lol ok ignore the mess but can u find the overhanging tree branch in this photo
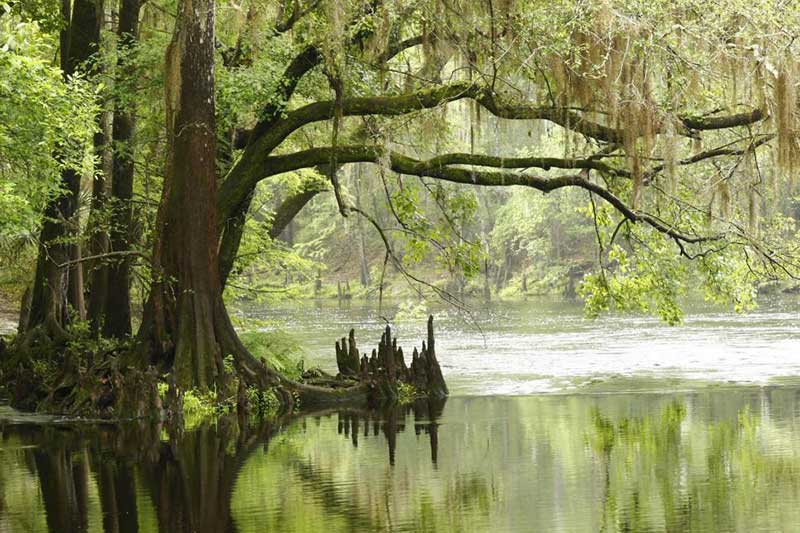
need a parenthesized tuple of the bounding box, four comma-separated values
(220, 144, 724, 246)
(645, 134, 775, 182)
(275, 0, 321, 33)
(266, 84, 766, 156)
(681, 109, 766, 131)
(376, 35, 425, 63)
(224, 81, 767, 223)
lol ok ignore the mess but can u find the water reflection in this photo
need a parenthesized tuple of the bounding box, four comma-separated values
(330, 397, 444, 465)
(4, 390, 800, 531)
(1, 415, 281, 532)
(0, 399, 445, 532)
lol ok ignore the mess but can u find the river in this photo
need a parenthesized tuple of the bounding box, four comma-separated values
(2, 298, 800, 532)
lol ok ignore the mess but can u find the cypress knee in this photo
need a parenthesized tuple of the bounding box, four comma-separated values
(424, 315, 448, 397)
(327, 316, 449, 402)
(346, 329, 360, 375)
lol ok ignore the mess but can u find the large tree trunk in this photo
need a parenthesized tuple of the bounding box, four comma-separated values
(28, 188, 76, 336)
(103, 0, 141, 338)
(138, 0, 273, 391)
(27, 0, 101, 333)
(141, 0, 221, 388)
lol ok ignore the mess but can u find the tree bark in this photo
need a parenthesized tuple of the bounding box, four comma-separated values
(86, 109, 112, 331)
(138, 0, 222, 389)
(103, 0, 141, 338)
(138, 0, 274, 391)
(218, 191, 254, 290)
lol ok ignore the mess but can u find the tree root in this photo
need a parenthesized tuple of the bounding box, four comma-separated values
(213, 306, 450, 411)
(2, 304, 448, 419)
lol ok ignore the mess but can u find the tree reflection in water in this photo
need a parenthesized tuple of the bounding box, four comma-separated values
(333, 397, 445, 465)
(1, 398, 446, 532)
(5, 391, 800, 532)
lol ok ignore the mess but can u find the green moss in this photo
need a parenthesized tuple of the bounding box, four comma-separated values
(397, 382, 422, 404)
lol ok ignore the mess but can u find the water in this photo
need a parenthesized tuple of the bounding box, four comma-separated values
(247, 297, 800, 394)
(4, 298, 800, 532)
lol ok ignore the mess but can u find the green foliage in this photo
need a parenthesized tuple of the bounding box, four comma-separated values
(580, 239, 689, 325)
(5, 0, 63, 32)
(394, 299, 429, 321)
(0, 10, 96, 240)
(239, 330, 305, 380)
(225, 171, 329, 300)
(182, 389, 218, 420)
(64, 318, 129, 360)
(392, 181, 484, 279)
(698, 251, 758, 313)
(396, 381, 422, 404)
(245, 386, 281, 415)
(30, 358, 57, 382)
(6, 0, 800, 362)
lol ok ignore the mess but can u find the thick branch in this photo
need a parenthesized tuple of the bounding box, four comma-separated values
(223, 145, 721, 246)
(225, 83, 767, 223)
(220, 84, 583, 222)
(376, 35, 424, 63)
(278, 83, 623, 143)
(681, 109, 766, 131)
(265, 84, 765, 157)
(248, 45, 323, 143)
(226, 139, 780, 220)
(220, 145, 625, 220)
(275, 0, 321, 33)
(269, 180, 329, 239)
(237, 35, 427, 149)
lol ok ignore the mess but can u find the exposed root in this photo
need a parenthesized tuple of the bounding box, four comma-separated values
(1, 307, 449, 420)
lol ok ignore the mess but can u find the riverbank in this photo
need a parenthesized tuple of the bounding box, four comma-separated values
(0, 303, 447, 421)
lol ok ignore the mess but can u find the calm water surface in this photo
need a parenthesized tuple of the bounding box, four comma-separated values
(250, 297, 800, 394)
(3, 299, 800, 532)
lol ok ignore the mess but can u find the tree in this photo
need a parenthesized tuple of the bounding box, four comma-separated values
(101, 0, 142, 338)
(0, 11, 95, 287)
(211, 0, 788, 322)
(136, 0, 272, 390)
(26, 0, 102, 335)
(7, 0, 800, 410)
